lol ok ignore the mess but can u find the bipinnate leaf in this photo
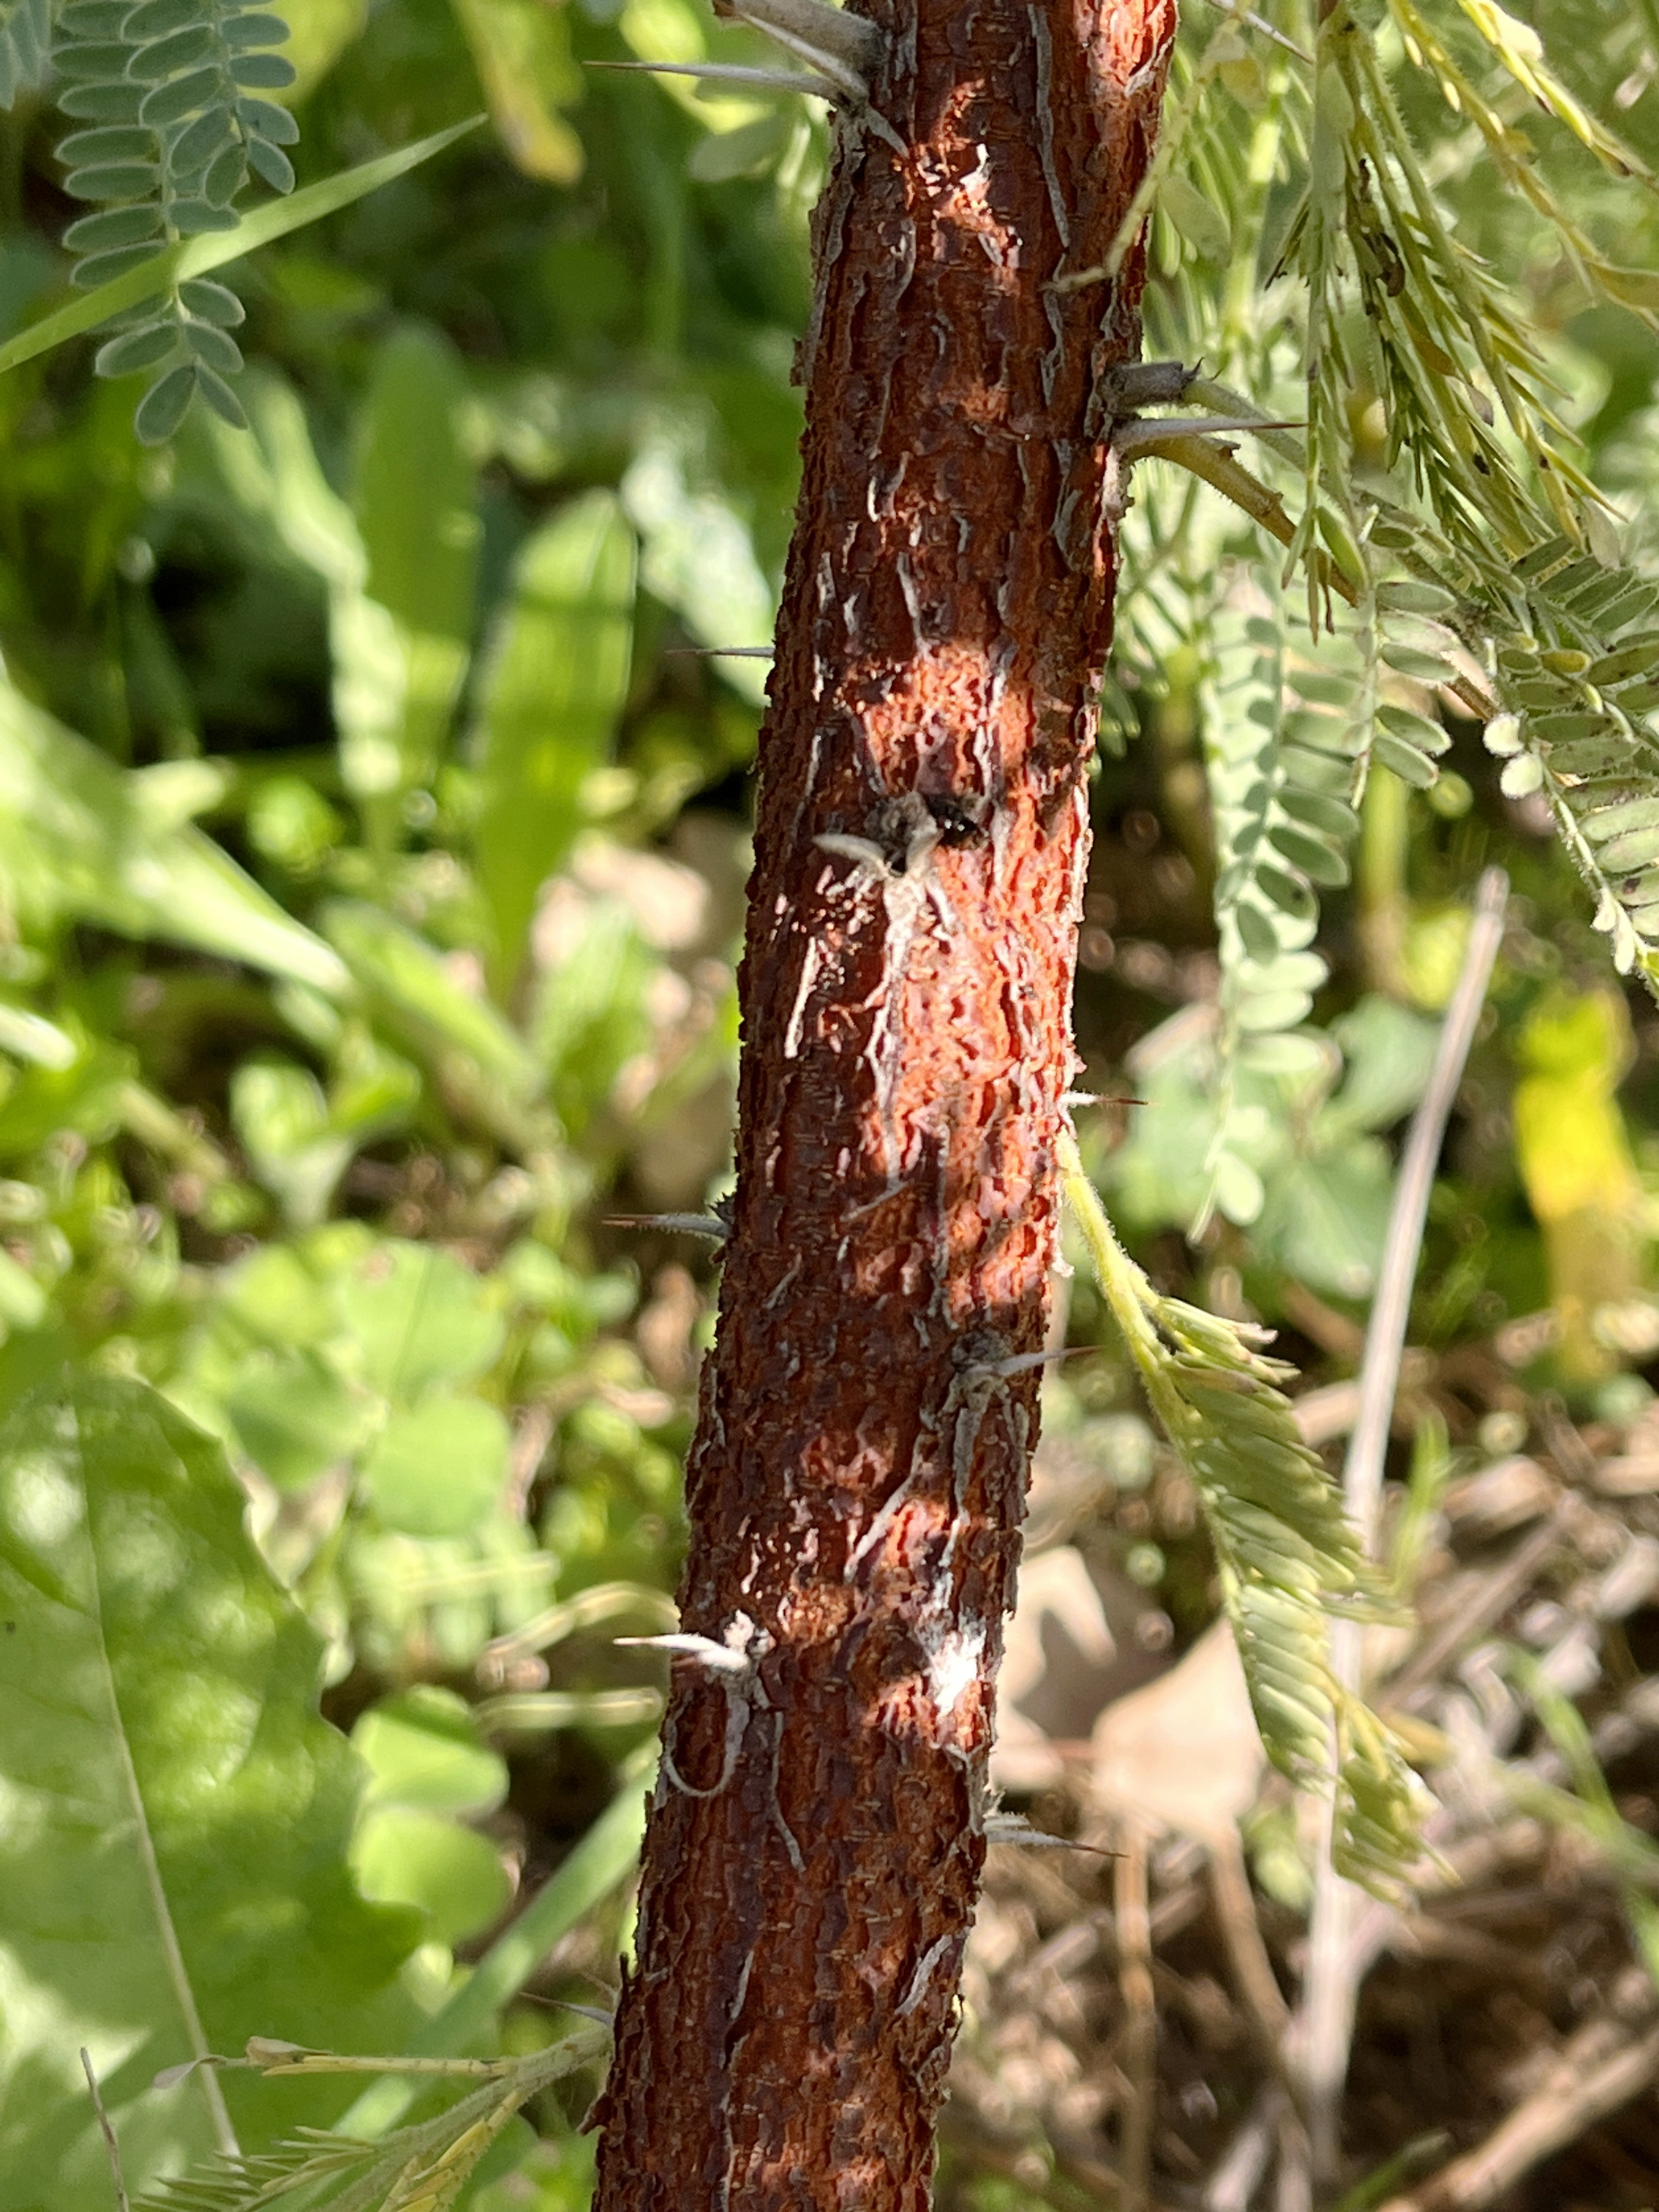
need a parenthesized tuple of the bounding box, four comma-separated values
(1060, 1135, 1426, 1900)
(0, 1373, 421, 2209)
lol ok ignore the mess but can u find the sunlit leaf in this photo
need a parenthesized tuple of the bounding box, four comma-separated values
(471, 491, 637, 995)
(0, 1374, 420, 2204)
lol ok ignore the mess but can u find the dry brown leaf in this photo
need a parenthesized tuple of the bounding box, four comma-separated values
(1090, 1621, 1265, 1842)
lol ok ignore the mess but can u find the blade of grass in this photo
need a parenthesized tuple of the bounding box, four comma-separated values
(333, 1754, 651, 2140)
(0, 118, 484, 380)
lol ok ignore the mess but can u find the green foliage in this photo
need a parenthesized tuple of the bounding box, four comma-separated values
(350, 324, 476, 821)
(133, 2025, 609, 2212)
(1063, 1137, 1426, 1898)
(0, 681, 347, 990)
(49, 0, 298, 434)
(1110, 996, 1439, 1293)
(0, 1372, 421, 2209)
(5, 0, 1659, 2195)
(471, 492, 638, 995)
(0, 0, 49, 102)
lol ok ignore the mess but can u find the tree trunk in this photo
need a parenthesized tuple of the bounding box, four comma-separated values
(593, 0, 1175, 2201)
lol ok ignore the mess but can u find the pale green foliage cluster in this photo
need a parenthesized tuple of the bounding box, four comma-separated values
(1, 0, 297, 434)
(1062, 1138, 1427, 1900)
(1117, 0, 1659, 1227)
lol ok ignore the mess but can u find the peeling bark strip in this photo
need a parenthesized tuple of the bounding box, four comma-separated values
(594, 1, 1175, 2203)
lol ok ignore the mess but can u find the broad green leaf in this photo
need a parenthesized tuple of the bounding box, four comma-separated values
(352, 326, 478, 803)
(337, 1240, 505, 1402)
(448, 0, 584, 184)
(217, 1245, 336, 1347)
(230, 1059, 351, 1227)
(621, 439, 774, 706)
(0, 1034, 135, 1160)
(360, 1394, 511, 1536)
(352, 1806, 513, 1945)
(336, 1755, 652, 2138)
(223, 1347, 376, 1490)
(0, 120, 484, 380)
(0, 681, 347, 993)
(686, 113, 789, 183)
(187, 371, 419, 829)
(1258, 1148, 1392, 1302)
(0, 1374, 420, 2208)
(532, 898, 656, 1130)
(321, 899, 542, 1111)
(472, 492, 636, 994)
(283, 0, 369, 94)
(353, 1685, 508, 1816)
(1513, 988, 1644, 1380)
(1159, 171, 1231, 260)
(1318, 996, 1439, 1141)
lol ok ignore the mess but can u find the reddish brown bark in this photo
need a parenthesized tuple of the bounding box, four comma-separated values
(592, 0, 1174, 2202)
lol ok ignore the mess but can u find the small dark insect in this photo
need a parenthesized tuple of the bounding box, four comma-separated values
(921, 793, 989, 846)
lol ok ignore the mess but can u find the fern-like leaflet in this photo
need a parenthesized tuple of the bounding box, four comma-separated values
(1473, 539, 1659, 988)
(1061, 1132, 1426, 1900)
(1197, 569, 1342, 1228)
(135, 2024, 609, 2212)
(51, 0, 298, 440)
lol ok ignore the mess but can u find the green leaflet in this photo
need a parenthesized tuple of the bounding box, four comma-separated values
(448, 0, 583, 184)
(1494, 629, 1659, 992)
(1195, 567, 1378, 1233)
(0, 1374, 421, 2209)
(0, 118, 483, 379)
(0, 676, 347, 992)
(620, 437, 774, 707)
(134, 2027, 609, 2212)
(50, 0, 298, 436)
(470, 490, 639, 996)
(320, 900, 541, 1113)
(331, 1758, 650, 2140)
(1061, 1134, 1424, 1901)
(350, 326, 478, 817)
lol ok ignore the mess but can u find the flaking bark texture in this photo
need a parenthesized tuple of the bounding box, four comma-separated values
(592, 0, 1175, 2202)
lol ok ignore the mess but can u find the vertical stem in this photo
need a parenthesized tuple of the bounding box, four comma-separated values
(1116, 1817, 1156, 2212)
(1298, 867, 1508, 2180)
(592, 0, 1176, 2200)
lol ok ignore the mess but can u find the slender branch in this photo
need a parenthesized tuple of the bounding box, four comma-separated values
(1124, 429, 1361, 606)
(81, 2050, 131, 2212)
(1344, 865, 1509, 1549)
(1115, 1816, 1156, 2212)
(1295, 866, 1509, 2178)
(1373, 2017, 1659, 2212)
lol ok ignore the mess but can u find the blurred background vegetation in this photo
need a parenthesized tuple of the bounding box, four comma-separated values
(10, 0, 1659, 2204)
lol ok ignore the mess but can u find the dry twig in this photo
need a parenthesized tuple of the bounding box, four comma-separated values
(1297, 868, 1510, 2178)
(1373, 2017, 1659, 2212)
(80, 2048, 130, 2212)
(1115, 1817, 1157, 2212)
